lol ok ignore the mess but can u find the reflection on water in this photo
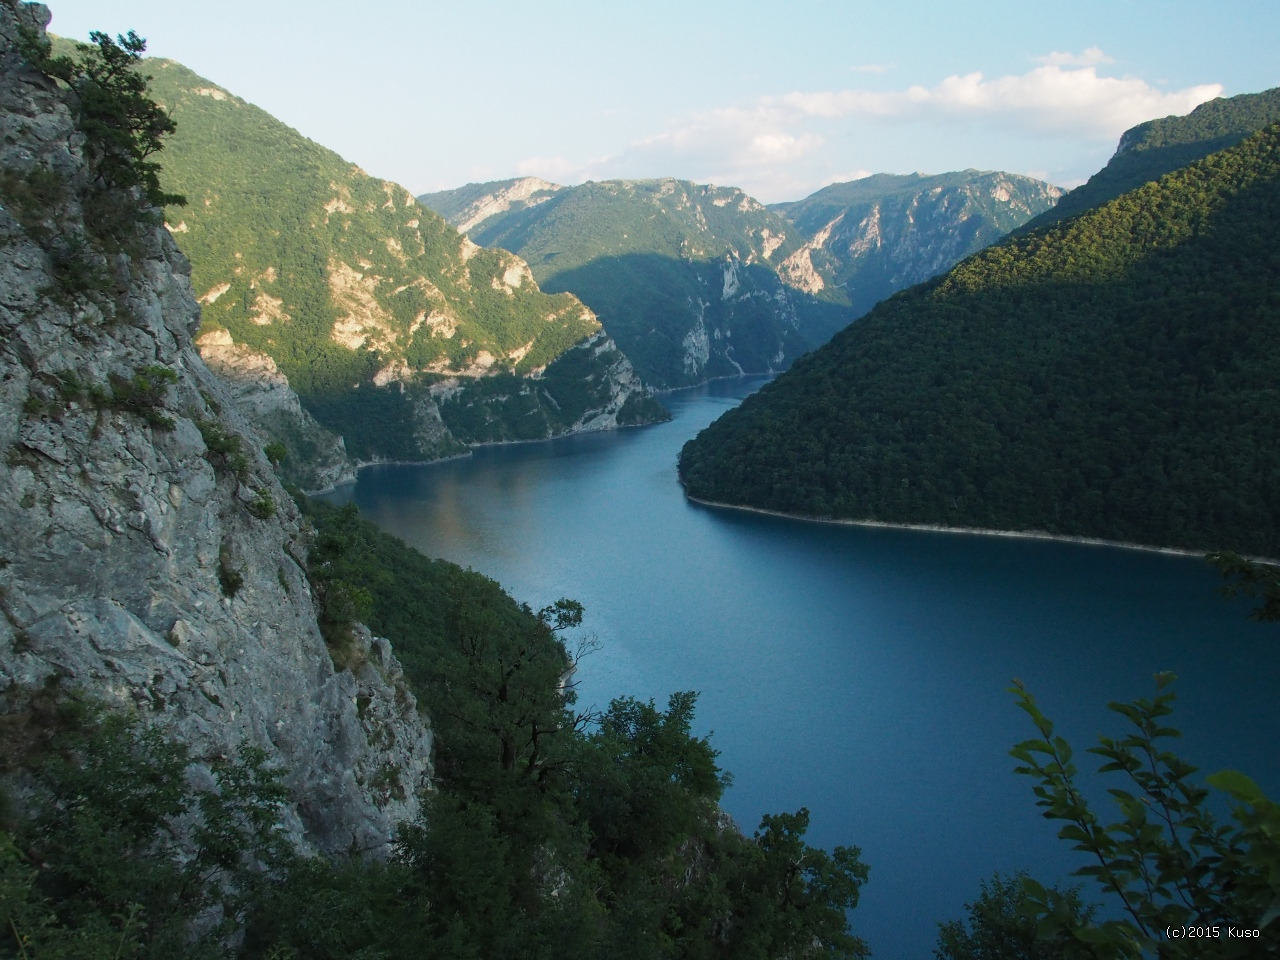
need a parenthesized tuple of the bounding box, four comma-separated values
(325, 376, 1278, 960)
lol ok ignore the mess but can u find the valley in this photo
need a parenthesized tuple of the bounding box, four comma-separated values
(3, 2, 1279, 958)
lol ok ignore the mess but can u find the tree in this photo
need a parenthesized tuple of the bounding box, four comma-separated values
(1209, 552, 1280, 622)
(1008, 675, 1280, 958)
(29, 29, 185, 207)
(935, 872, 1092, 960)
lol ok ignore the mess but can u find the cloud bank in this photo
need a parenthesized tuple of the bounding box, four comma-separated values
(517, 52, 1222, 203)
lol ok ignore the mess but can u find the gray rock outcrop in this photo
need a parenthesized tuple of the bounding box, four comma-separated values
(196, 328, 356, 493)
(0, 1, 431, 855)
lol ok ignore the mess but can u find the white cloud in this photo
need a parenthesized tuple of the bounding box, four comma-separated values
(762, 61, 1221, 141)
(506, 55, 1223, 203)
(1035, 47, 1114, 68)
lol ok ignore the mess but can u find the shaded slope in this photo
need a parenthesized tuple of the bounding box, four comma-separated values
(424, 177, 849, 388)
(1023, 87, 1280, 230)
(679, 125, 1280, 557)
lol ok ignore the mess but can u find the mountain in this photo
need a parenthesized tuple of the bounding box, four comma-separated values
(1022, 87, 1280, 230)
(420, 176, 562, 233)
(424, 172, 1062, 389)
(0, 5, 432, 854)
(769, 171, 1063, 320)
(422, 177, 852, 388)
(678, 123, 1280, 557)
(138, 59, 664, 473)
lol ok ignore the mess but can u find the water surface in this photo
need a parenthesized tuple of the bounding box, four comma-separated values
(327, 377, 1278, 959)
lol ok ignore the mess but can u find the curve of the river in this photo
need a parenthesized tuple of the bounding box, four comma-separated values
(325, 376, 1279, 960)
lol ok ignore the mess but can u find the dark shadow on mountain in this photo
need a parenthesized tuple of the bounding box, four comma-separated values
(679, 138, 1280, 557)
(536, 251, 853, 389)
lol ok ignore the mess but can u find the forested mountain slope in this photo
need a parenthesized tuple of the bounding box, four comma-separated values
(422, 177, 850, 388)
(679, 124, 1280, 558)
(141, 60, 664, 464)
(770, 170, 1062, 320)
(1022, 86, 1280, 230)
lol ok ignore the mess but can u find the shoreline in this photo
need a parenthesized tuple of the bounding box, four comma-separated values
(684, 495, 1279, 564)
(303, 371, 761, 496)
(307, 415, 670, 495)
(651, 370, 776, 396)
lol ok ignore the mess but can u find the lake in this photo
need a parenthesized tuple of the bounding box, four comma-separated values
(325, 376, 1279, 959)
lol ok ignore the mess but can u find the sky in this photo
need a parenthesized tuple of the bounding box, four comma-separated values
(39, 0, 1280, 204)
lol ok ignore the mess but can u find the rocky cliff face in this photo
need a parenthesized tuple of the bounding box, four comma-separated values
(0, 2, 431, 855)
(772, 171, 1063, 320)
(422, 177, 849, 389)
(196, 329, 356, 492)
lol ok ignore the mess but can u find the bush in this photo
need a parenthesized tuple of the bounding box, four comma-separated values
(0, 704, 290, 958)
(197, 418, 250, 481)
(247, 487, 276, 520)
(1007, 676, 1280, 957)
(217, 545, 244, 598)
(108, 364, 177, 429)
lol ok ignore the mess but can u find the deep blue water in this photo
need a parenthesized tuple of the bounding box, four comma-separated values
(325, 376, 1279, 959)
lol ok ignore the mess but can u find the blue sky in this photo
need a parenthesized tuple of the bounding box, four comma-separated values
(41, 0, 1280, 202)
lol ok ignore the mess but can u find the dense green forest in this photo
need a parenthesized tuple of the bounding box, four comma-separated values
(422, 178, 850, 388)
(127, 56, 663, 459)
(1022, 87, 1280, 230)
(679, 124, 1280, 558)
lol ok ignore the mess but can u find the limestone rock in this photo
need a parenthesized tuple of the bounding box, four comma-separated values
(0, 2, 431, 856)
(197, 328, 356, 492)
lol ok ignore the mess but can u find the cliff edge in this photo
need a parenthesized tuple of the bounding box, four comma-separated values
(0, 1, 431, 855)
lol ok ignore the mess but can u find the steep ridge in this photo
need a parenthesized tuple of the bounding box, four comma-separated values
(0, 3, 431, 854)
(420, 176, 562, 234)
(138, 60, 664, 468)
(679, 124, 1280, 557)
(770, 170, 1063, 320)
(422, 177, 850, 389)
(1022, 87, 1280, 230)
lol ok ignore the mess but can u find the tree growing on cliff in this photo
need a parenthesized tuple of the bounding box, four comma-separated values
(23, 26, 184, 207)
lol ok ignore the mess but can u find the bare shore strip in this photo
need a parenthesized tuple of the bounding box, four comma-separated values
(683, 495, 1246, 561)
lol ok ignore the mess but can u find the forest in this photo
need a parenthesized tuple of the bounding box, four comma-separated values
(679, 124, 1280, 558)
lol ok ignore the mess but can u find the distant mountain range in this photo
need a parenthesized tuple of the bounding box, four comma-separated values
(423, 177, 846, 388)
(421, 171, 1060, 388)
(140, 58, 665, 479)
(769, 171, 1063, 321)
(679, 92, 1280, 557)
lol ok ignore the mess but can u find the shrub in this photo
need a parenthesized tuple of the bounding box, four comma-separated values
(197, 418, 250, 481)
(247, 488, 276, 520)
(24, 28, 185, 208)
